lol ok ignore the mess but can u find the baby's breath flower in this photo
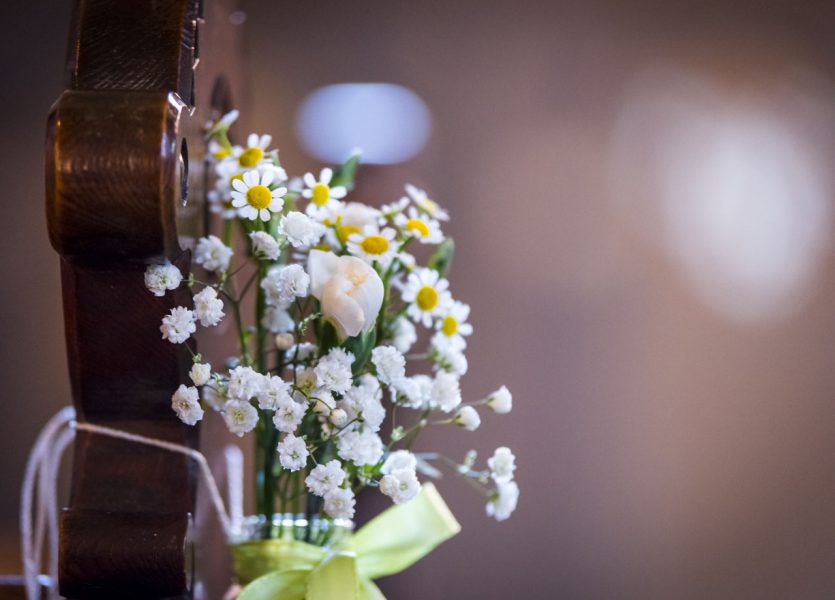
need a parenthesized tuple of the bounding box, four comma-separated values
(222, 400, 259, 437)
(486, 480, 519, 521)
(336, 428, 384, 466)
(371, 346, 406, 387)
(323, 487, 355, 520)
(379, 468, 421, 504)
(160, 307, 196, 344)
(279, 211, 324, 248)
(189, 363, 212, 386)
(194, 235, 233, 273)
(261, 264, 310, 307)
(430, 371, 462, 412)
(263, 306, 294, 333)
(144, 261, 182, 296)
(249, 231, 281, 260)
(227, 366, 262, 401)
(193, 287, 225, 327)
(305, 459, 347, 497)
(171, 384, 203, 425)
(390, 316, 417, 353)
(487, 447, 516, 483)
(381, 450, 418, 475)
(256, 375, 292, 410)
(277, 434, 308, 471)
(272, 397, 306, 433)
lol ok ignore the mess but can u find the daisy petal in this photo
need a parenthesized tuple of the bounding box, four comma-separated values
(247, 133, 259, 148)
(320, 168, 333, 185)
(303, 173, 317, 188)
(330, 186, 347, 199)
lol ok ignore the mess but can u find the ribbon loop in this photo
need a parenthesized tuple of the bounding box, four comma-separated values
(235, 483, 460, 600)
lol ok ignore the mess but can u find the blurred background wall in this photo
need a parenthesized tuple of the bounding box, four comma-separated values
(4, 1, 835, 598)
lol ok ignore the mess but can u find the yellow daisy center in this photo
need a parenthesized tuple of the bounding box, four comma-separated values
(246, 184, 272, 209)
(230, 173, 244, 184)
(405, 218, 430, 237)
(441, 316, 458, 336)
(361, 235, 389, 255)
(416, 286, 439, 311)
(213, 147, 231, 160)
(238, 146, 264, 167)
(312, 183, 330, 206)
(338, 224, 361, 243)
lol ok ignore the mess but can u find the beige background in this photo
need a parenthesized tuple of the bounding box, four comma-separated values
(4, 1, 835, 598)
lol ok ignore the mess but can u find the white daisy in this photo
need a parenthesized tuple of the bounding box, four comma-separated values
(432, 300, 472, 350)
(302, 168, 347, 217)
(236, 133, 273, 169)
(231, 169, 286, 222)
(346, 226, 397, 267)
(399, 268, 453, 327)
(394, 207, 443, 244)
(404, 183, 449, 221)
(379, 196, 409, 224)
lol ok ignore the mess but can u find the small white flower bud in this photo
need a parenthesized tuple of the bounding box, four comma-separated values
(453, 406, 481, 431)
(486, 385, 512, 414)
(330, 408, 348, 427)
(275, 332, 295, 350)
(189, 363, 212, 386)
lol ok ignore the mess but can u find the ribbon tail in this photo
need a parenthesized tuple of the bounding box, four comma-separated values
(358, 577, 386, 600)
(351, 483, 461, 581)
(307, 552, 359, 600)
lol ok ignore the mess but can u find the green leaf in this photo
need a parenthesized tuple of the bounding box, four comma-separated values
(344, 326, 376, 375)
(427, 238, 455, 278)
(329, 151, 362, 191)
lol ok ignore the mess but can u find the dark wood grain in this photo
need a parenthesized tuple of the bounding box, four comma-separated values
(44, 0, 244, 597)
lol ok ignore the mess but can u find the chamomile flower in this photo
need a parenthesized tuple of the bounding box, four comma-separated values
(432, 301, 472, 350)
(400, 268, 452, 327)
(379, 197, 409, 224)
(236, 133, 273, 169)
(302, 168, 347, 217)
(394, 207, 443, 244)
(405, 183, 449, 221)
(230, 170, 286, 222)
(346, 226, 398, 267)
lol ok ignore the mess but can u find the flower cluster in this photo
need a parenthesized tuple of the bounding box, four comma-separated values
(146, 110, 518, 523)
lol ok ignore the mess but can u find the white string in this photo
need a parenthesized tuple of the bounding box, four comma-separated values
(224, 445, 244, 536)
(20, 406, 75, 600)
(21, 407, 237, 600)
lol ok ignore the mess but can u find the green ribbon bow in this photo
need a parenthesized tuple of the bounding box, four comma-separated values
(234, 483, 461, 600)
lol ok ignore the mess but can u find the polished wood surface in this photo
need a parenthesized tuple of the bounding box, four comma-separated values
(45, 1, 245, 597)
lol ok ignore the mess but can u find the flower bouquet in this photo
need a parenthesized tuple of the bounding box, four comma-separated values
(147, 110, 518, 598)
